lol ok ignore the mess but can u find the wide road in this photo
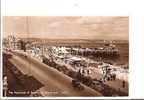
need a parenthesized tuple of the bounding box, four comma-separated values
(8, 50, 102, 96)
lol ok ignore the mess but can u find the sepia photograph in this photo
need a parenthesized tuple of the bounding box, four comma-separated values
(2, 16, 129, 97)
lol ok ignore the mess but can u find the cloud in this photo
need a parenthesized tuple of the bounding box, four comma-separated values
(3, 16, 129, 40)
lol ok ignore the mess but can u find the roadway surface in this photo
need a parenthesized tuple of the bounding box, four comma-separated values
(7, 50, 102, 96)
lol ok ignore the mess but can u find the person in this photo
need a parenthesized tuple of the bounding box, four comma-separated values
(122, 80, 125, 88)
(102, 64, 110, 82)
(3, 76, 8, 97)
(87, 69, 90, 75)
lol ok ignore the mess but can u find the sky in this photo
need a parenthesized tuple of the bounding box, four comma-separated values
(3, 16, 129, 40)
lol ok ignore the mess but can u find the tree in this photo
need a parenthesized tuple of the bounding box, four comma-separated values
(19, 40, 26, 52)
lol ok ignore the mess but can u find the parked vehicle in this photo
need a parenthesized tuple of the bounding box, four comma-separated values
(72, 79, 84, 90)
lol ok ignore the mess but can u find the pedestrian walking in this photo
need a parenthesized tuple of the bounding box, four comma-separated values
(122, 80, 125, 88)
(3, 76, 8, 97)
